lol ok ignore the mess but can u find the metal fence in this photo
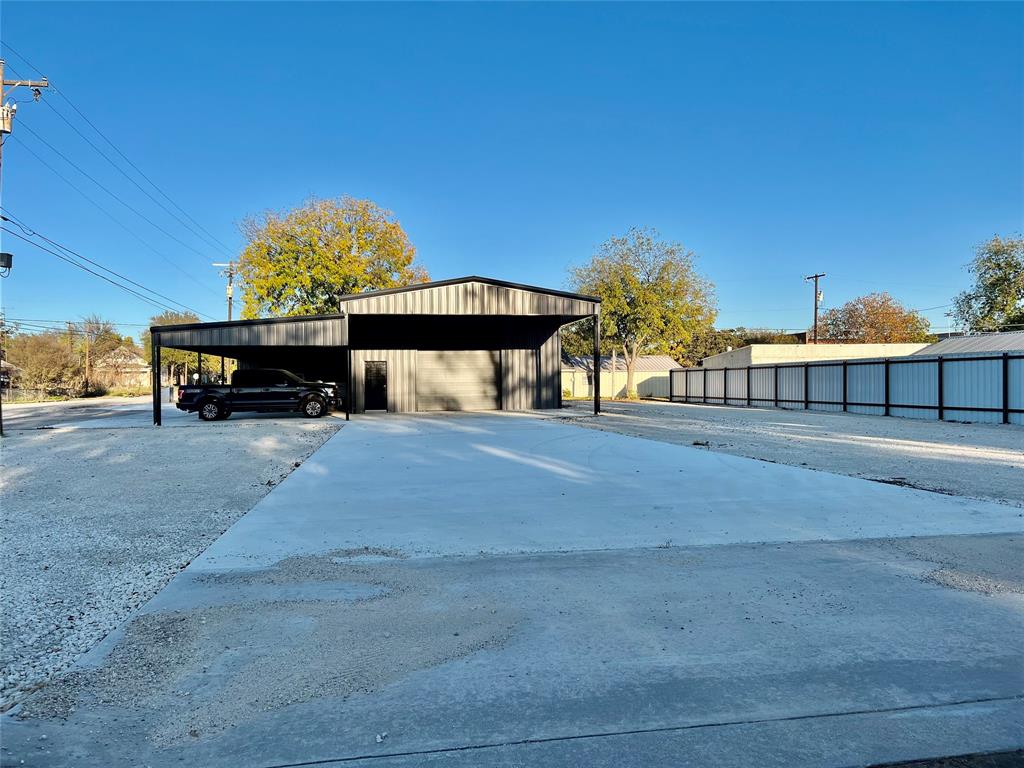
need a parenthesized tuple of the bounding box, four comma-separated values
(669, 351, 1024, 425)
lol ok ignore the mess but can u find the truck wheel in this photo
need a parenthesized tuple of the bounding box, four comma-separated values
(301, 395, 326, 418)
(199, 399, 224, 421)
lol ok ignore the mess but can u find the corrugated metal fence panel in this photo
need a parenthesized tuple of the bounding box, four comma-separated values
(847, 363, 884, 416)
(669, 369, 686, 400)
(944, 357, 1002, 424)
(1010, 357, 1024, 426)
(503, 349, 539, 410)
(808, 365, 843, 412)
(889, 360, 938, 420)
(776, 367, 804, 409)
(686, 369, 704, 400)
(351, 349, 416, 413)
(705, 369, 726, 402)
(725, 368, 747, 405)
(750, 366, 774, 405)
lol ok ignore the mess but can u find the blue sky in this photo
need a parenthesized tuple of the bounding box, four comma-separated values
(1, 2, 1021, 340)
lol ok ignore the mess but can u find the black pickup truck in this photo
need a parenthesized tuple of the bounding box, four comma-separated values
(177, 368, 337, 421)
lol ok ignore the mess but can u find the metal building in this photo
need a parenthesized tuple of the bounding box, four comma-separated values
(150, 276, 601, 423)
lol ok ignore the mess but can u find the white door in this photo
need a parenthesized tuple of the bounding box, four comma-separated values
(417, 351, 500, 411)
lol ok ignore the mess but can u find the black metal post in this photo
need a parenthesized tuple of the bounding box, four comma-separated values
(937, 356, 945, 421)
(773, 365, 779, 408)
(592, 313, 600, 415)
(669, 369, 675, 402)
(746, 366, 751, 407)
(197, 351, 203, 384)
(803, 363, 809, 410)
(152, 337, 162, 426)
(1002, 352, 1010, 424)
(702, 367, 707, 404)
(883, 359, 891, 417)
(842, 360, 848, 412)
(723, 367, 728, 404)
(345, 348, 352, 421)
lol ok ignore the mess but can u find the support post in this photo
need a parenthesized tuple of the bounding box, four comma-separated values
(842, 360, 848, 412)
(1002, 352, 1010, 425)
(773, 365, 779, 408)
(746, 366, 751, 407)
(883, 359, 891, 417)
(669, 369, 674, 402)
(702, 367, 707, 404)
(345, 348, 352, 421)
(937, 356, 945, 421)
(152, 337, 162, 426)
(197, 352, 202, 384)
(803, 363, 809, 409)
(723, 367, 728, 405)
(592, 313, 600, 415)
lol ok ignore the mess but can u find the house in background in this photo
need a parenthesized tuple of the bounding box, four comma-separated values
(562, 354, 680, 399)
(699, 342, 930, 369)
(92, 346, 152, 390)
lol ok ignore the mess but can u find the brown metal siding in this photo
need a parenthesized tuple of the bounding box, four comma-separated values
(156, 317, 347, 350)
(501, 349, 538, 410)
(343, 281, 595, 317)
(351, 349, 417, 413)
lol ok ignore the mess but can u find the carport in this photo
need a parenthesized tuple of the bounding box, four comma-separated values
(150, 276, 601, 424)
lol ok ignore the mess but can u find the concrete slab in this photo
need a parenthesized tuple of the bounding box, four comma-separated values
(4, 414, 1022, 768)
(191, 413, 1024, 570)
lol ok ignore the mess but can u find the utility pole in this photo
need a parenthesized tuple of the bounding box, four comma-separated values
(212, 261, 236, 321)
(0, 59, 50, 437)
(212, 261, 235, 383)
(804, 272, 826, 344)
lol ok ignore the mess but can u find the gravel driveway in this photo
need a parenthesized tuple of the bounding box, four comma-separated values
(561, 400, 1024, 507)
(0, 418, 340, 710)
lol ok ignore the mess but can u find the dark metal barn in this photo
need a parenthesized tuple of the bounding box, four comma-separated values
(150, 276, 601, 423)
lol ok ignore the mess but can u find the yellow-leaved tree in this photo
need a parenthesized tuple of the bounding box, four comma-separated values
(237, 196, 429, 317)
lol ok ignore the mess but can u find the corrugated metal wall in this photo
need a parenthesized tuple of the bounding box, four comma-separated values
(343, 281, 596, 318)
(537, 333, 561, 409)
(156, 317, 347, 350)
(351, 349, 417, 413)
(669, 351, 1023, 425)
(502, 350, 538, 410)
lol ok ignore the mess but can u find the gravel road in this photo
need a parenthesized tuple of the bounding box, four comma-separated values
(0, 418, 340, 710)
(562, 400, 1024, 507)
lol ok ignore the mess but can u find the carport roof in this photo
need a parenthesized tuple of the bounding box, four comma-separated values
(151, 276, 599, 334)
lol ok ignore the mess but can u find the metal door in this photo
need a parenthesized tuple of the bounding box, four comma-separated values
(364, 361, 388, 411)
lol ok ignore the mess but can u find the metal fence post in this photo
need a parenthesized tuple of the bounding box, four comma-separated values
(937, 356, 945, 421)
(723, 366, 728, 404)
(842, 360, 848, 412)
(746, 366, 751, 407)
(669, 370, 674, 402)
(883, 359, 891, 417)
(773, 365, 779, 408)
(703, 367, 707, 404)
(1002, 352, 1010, 424)
(803, 363, 809, 410)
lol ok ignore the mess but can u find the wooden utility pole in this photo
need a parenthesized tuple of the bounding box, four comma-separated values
(804, 272, 826, 344)
(0, 59, 50, 436)
(212, 261, 235, 382)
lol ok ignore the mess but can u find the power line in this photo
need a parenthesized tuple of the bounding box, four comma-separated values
(1, 40, 236, 256)
(4, 316, 151, 327)
(5, 137, 219, 296)
(13, 120, 216, 265)
(1, 210, 213, 318)
(1, 225, 212, 317)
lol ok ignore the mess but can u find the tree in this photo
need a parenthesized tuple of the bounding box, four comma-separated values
(953, 235, 1024, 332)
(818, 292, 932, 343)
(4, 331, 83, 394)
(141, 311, 220, 383)
(569, 227, 716, 396)
(237, 196, 429, 318)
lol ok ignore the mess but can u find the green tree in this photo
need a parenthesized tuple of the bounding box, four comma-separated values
(4, 330, 83, 395)
(142, 311, 220, 383)
(570, 227, 716, 396)
(819, 292, 932, 343)
(237, 195, 429, 318)
(953, 235, 1024, 332)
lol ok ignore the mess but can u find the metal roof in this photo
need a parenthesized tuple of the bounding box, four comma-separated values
(562, 354, 681, 372)
(913, 331, 1024, 355)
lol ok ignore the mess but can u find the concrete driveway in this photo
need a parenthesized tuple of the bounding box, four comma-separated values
(4, 413, 1022, 767)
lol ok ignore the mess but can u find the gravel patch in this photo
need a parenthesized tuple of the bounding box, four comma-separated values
(17, 550, 520, 746)
(0, 419, 340, 711)
(561, 400, 1024, 507)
